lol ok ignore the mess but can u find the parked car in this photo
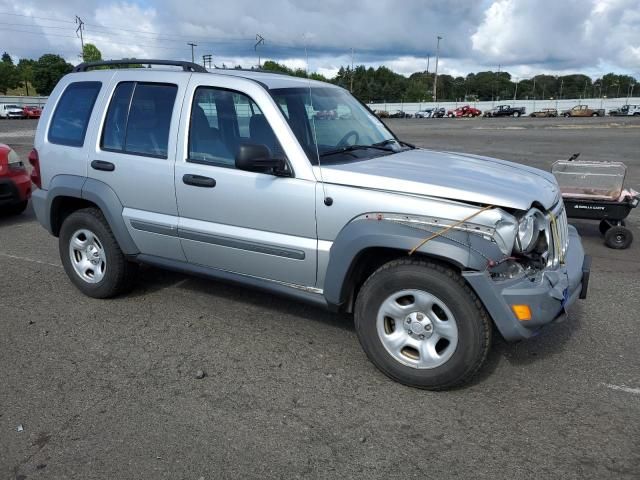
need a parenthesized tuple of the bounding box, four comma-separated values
(389, 110, 412, 118)
(374, 110, 390, 118)
(530, 108, 558, 118)
(562, 105, 605, 117)
(608, 104, 640, 116)
(0, 144, 31, 215)
(30, 59, 589, 390)
(431, 107, 446, 118)
(0, 104, 25, 119)
(22, 105, 42, 119)
(414, 109, 434, 118)
(483, 104, 526, 117)
(446, 105, 482, 118)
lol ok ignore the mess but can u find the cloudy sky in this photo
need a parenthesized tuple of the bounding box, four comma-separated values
(1, 0, 639, 79)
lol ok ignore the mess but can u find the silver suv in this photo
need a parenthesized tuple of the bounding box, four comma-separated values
(30, 60, 590, 389)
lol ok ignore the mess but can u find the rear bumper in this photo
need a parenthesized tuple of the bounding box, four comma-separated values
(463, 225, 589, 342)
(0, 174, 31, 206)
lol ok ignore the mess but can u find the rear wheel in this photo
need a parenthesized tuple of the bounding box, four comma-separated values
(59, 207, 138, 298)
(604, 226, 633, 249)
(592, 112, 599, 117)
(354, 259, 492, 390)
(513, 111, 521, 117)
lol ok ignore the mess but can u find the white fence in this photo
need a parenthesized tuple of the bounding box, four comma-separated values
(0, 95, 48, 106)
(368, 97, 640, 115)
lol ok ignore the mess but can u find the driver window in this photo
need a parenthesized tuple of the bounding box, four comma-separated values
(188, 86, 284, 168)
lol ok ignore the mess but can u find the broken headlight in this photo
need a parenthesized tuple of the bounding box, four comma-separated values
(514, 208, 546, 254)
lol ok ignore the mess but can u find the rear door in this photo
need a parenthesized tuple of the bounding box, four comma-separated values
(87, 71, 189, 261)
(174, 75, 317, 287)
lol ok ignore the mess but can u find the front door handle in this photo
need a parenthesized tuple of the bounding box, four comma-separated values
(183, 174, 216, 188)
(91, 160, 115, 172)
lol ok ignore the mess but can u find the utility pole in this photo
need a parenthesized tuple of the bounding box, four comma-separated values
(513, 77, 519, 101)
(75, 16, 85, 60)
(426, 56, 430, 74)
(187, 42, 197, 63)
(350, 48, 354, 93)
(202, 54, 212, 69)
(254, 34, 265, 68)
(432, 36, 442, 103)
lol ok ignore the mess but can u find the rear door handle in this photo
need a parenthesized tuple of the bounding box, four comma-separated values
(183, 174, 216, 188)
(91, 160, 115, 172)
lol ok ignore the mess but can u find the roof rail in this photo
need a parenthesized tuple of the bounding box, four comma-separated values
(72, 59, 208, 73)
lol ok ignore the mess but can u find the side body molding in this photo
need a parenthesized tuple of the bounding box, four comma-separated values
(323, 218, 498, 307)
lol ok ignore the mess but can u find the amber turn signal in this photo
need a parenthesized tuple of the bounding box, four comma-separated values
(511, 304, 532, 321)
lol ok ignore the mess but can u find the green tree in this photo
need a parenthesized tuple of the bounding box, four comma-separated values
(0, 51, 18, 94)
(32, 54, 73, 95)
(16, 58, 36, 96)
(82, 43, 102, 63)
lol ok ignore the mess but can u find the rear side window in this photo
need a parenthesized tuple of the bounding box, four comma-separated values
(48, 81, 101, 147)
(101, 82, 178, 158)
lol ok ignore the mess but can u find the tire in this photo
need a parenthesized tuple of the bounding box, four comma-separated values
(592, 112, 598, 117)
(59, 207, 138, 298)
(604, 226, 633, 249)
(513, 111, 521, 117)
(564, 113, 570, 117)
(354, 258, 492, 390)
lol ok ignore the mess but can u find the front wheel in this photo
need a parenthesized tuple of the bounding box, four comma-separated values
(592, 112, 599, 117)
(513, 111, 521, 117)
(59, 207, 138, 298)
(354, 259, 492, 390)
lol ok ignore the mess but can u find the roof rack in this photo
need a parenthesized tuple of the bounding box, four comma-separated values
(72, 59, 208, 73)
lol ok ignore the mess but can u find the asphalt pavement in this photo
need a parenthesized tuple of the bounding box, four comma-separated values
(1, 117, 639, 479)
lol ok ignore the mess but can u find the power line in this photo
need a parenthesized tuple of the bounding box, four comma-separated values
(0, 11, 75, 23)
(75, 16, 85, 59)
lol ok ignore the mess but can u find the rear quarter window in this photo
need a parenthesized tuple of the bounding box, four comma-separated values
(48, 81, 102, 147)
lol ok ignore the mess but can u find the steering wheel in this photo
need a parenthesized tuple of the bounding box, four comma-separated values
(337, 130, 359, 147)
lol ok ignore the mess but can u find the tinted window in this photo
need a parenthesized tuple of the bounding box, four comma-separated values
(101, 82, 177, 158)
(48, 82, 101, 147)
(102, 82, 134, 151)
(188, 87, 283, 168)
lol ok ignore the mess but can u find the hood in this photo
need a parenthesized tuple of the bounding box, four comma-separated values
(318, 149, 560, 211)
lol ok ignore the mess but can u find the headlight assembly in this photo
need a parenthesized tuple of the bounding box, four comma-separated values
(514, 208, 545, 254)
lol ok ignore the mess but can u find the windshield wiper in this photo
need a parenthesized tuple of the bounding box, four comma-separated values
(319, 144, 395, 158)
(372, 138, 416, 149)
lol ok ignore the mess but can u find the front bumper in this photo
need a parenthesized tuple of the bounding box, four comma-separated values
(463, 225, 589, 341)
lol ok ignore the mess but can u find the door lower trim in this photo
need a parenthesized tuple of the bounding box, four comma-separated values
(135, 254, 327, 308)
(179, 228, 306, 260)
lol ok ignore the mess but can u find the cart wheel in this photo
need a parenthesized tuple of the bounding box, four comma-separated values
(599, 219, 612, 235)
(604, 226, 633, 249)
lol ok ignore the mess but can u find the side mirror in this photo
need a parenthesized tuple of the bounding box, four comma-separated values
(235, 143, 288, 176)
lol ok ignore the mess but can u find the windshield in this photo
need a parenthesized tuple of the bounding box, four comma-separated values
(270, 87, 403, 164)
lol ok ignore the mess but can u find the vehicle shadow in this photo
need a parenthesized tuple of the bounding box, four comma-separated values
(129, 264, 355, 333)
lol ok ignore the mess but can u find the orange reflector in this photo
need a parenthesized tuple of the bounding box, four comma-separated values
(512, 304, 532, 321)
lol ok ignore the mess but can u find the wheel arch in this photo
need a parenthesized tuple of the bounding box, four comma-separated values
(323, 219, 491, 312)
(44, 175, 139, 255)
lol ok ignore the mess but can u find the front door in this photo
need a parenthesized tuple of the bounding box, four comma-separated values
(174, 78, 317, 287)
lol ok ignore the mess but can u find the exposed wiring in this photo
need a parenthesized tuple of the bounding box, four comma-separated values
(408, 204, 494, 255)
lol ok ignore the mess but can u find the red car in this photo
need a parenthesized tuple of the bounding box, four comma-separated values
(447, 105, 482, 118)
(0, 144, 31, 215)
(22, 105, 42, 119)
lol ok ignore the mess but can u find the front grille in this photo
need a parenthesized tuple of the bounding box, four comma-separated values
(547, 201, 569, 267)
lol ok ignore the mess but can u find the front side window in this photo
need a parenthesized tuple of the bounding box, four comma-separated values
(270, 87, 402, 164)
(49, 81, 102, 147)
(188, 87, 283, 167)
(101, 82, 177, 158)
